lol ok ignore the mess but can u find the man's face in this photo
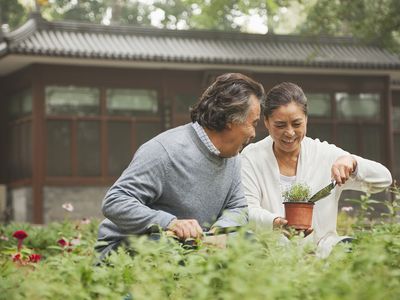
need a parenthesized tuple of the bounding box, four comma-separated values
(220, 94, 260, 157)
(264, 101, 307, 155)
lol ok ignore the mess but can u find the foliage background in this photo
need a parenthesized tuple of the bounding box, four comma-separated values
(1, 0, 399, 52)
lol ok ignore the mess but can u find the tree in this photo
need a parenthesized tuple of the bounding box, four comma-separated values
(40, 0, 292, 32)
(0, 0, 28, 29)
(298, 0, 400, 52)
(4, 1, 399, 53)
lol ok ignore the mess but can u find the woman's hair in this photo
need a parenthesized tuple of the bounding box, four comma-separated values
(190, 73, 265, 131)
(263, 82, 307, 118)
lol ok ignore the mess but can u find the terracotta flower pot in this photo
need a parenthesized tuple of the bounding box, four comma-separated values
(284, 202, 314, 230)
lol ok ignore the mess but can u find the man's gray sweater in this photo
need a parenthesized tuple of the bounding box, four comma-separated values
(97, 123, 248, 253)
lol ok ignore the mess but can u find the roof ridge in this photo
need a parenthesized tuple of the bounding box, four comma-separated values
(2, 13, 398, 69)
(7, 14, 370, 47)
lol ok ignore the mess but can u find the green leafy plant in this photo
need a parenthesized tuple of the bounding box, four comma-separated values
(381, 183, 400, 223)
(282, 183, 311, 202)
(345, 193, 380, 230)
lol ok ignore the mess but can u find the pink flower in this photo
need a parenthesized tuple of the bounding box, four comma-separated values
(13, 230, 28, 251)
(341, 206, 354, 213)
(62, 202, 74, 212)
(29, 254, 41, 263)
(0, 235, 9, 241)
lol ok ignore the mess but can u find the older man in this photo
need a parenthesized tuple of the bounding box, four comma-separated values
(96, 73, 265, 257)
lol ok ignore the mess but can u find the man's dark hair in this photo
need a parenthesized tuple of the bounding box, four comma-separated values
(190, 73, 265, 131)
(263, 82, 307, 118)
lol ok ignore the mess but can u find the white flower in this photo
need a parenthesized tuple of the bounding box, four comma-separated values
(62, 202, 74, 212)
(341, 206, 354, 212)
(70, 238, 80, 246)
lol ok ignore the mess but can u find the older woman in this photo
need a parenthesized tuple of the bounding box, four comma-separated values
(241, 82, 392, 257)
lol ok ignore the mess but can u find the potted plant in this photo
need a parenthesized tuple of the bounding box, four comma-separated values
(282, 183, 313, 230)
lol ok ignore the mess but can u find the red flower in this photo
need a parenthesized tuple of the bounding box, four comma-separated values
(57, 238, 67, 247)
(13, 230, 28, 251)
(29, 254, 41, 263)
(13, 230, 28, 240)
(12, 253, 21, 262)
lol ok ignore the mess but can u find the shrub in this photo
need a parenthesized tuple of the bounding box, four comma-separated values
(282, 183, 311, 202)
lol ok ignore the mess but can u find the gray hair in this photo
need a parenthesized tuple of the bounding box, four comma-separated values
(190, 73, 265, 131)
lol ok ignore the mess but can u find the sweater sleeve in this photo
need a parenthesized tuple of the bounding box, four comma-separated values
(102, 140, 176, 234)
(212, 160, 249, 228)
(343, 154, 392, 193)
(241, 154, 281, 230)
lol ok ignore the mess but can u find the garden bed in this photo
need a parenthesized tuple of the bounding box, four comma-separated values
(1, 191, 400, 299)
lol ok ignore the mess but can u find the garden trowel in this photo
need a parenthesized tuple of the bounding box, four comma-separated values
(308, 180, 337, 203)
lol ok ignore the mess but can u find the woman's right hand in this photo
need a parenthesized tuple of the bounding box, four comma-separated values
(273, 217, 313, 237)
(273, 217, 288, 228)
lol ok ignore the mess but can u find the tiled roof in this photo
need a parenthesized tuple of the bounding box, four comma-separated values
(1, 13, 399, 69)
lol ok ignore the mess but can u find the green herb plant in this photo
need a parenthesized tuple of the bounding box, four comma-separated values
(381, 183, 400, 223)
(282, 183, 311, 202)
(345, 193, 380, 230)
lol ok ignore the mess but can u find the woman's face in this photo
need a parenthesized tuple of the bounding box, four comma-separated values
(264, 101, 307, 155)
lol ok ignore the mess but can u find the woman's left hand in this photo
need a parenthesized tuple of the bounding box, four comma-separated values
(331, 155, 357, 186)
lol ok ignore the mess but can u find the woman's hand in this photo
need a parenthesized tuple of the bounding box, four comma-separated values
(273, 217, 313, 238)
(273, 217, 288, 228)
(331, 155, 357, 186)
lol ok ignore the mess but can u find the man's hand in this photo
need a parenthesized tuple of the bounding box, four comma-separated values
(167, 219, 203, 240)
(331, 155, 357, 186)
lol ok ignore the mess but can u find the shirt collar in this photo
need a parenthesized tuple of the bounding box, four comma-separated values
(191, 122, 221, 156)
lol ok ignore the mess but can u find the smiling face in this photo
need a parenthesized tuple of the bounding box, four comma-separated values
(264, 101, 307, 155)
(219, 94, 261, 157)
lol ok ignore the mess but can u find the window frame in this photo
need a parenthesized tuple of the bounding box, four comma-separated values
(307, 90, 384, 161)
(44, 85, 163, 183)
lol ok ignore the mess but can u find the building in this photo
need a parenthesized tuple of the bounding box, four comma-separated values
(1, 13, 399, 223)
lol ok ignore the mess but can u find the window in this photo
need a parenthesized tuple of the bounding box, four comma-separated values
(337, 124, 358, 154)
(362, 125, 382, 161)
(394, 136, 400, 179)
(45, 86, 99, 116)
(7, 89, 32, 180)
(306, 93, 332, 143)
(306, 124, 332, 143)
(392, 92, 400, 179)
(46, 121, 71, 176)
(336, 93, 380, 120)
(307, 93, 331, 117)
(307, 91, 384, 165)
(393, 98, 400, 131)
(77, 121, 101, 176)
(135, 122, 162, 148)
(393, 106, 400, 130)
(174, 94, 196, 114)
(45, 85, 162, 179)
(107, 89, 158, 116)
(172, 93, 196, 127)
(8, 89, 32, 119)
(107, 122, 132, 177)
(9, 122, 32, 180)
